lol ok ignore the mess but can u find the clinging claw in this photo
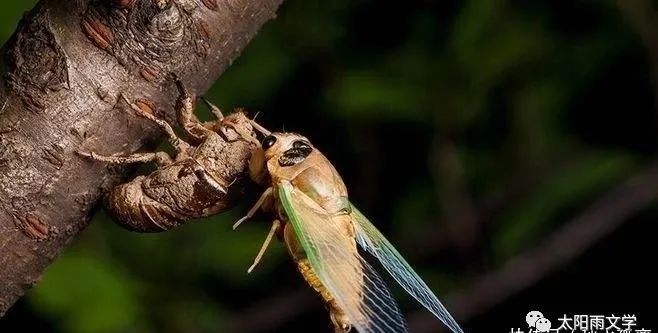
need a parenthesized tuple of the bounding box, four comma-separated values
(200, 96, 224, 120)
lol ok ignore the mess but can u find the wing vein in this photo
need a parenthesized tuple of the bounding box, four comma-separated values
(350, 205, 464, 333)
(278, 181, 409, 333)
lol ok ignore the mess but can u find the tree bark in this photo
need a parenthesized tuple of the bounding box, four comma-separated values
(0, 0, 283, 315)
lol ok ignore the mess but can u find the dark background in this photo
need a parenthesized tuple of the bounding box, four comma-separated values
(1, 0, 657, 332)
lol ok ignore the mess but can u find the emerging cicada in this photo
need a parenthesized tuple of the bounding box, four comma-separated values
(236, 127, 464, 333)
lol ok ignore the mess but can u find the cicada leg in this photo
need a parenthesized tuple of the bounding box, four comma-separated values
(205, 103, 261, 146)
(233, 187, 273, 229)
(236, 188, 278, 273)
(246, 219, 281, 273)
(175, 80, 214, 143)
(200, 96, 225, 121)
(120, 94, 191, 155)
(77, 151, 173, 167)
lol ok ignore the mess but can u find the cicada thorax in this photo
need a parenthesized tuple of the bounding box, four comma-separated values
(270, 149, 350, 215)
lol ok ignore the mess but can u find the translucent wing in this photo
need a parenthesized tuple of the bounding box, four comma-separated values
(351, 204, 464, 333)
(278, 181, 409, 333)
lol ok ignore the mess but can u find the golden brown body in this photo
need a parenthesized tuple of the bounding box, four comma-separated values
(238, 133, 364, 332)
(239, 130, 465, 333)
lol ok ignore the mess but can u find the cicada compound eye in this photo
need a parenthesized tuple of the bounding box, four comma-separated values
(262, 135, 277, 150)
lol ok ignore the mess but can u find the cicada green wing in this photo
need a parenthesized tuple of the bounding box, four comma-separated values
(350, 204, 464, 333)
(278, 181, 409, 333)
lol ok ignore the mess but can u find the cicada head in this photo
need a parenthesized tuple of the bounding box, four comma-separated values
(261, 133, 314, 167)
(248, 132, 316, 183)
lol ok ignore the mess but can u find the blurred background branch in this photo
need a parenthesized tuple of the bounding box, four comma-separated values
(413, 161, 658, 331)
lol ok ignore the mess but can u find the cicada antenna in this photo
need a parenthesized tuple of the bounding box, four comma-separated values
(252, 111, 262, 121)
(250, 118, 271, 136)
(251, 121, 271, 136)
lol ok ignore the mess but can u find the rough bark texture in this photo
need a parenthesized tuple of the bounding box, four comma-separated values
(0, 0, 283, 315)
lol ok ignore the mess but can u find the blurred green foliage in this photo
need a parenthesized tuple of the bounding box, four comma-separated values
(1, 0, 656, 332)
(0, 2, 34, 41)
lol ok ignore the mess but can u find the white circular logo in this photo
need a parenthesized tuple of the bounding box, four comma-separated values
(535, 318, 552, 332)
(526, 311, 544, 327)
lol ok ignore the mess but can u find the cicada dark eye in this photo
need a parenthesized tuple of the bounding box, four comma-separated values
(262, 135, 277, 149)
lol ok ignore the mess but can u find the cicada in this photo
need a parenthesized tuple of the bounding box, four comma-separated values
(235, 125, 464, 333)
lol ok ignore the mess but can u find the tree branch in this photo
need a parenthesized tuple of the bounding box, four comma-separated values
(0, 0, 283, 315)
